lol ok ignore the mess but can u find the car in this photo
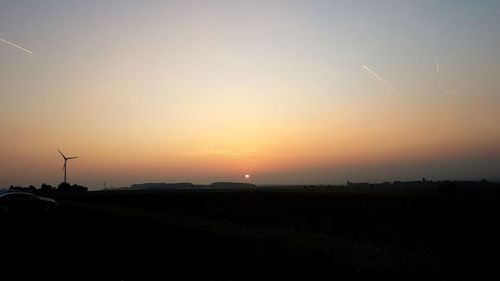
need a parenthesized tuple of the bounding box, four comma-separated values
(0, 192, 59, 214)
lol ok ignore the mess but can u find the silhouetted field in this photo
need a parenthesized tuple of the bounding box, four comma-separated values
(1, 188, 500, 280)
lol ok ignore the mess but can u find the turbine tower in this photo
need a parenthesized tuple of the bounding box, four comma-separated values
(58, 149, 79, 183)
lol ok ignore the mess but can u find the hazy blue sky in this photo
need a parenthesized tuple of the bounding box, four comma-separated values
(1, 1, 500, 188)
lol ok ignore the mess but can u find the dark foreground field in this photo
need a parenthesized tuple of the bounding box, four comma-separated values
(1, 189, 500, 281)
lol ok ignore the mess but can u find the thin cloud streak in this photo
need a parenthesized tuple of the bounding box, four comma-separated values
(200, 149, 269, 158)
(202, 149, 265, 165)
(205, 150, 239, 159)
(0, 38, 34, 54)
(362, 65, 399, 94)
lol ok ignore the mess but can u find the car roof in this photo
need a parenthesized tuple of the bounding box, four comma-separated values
(0, 192, 37, 197)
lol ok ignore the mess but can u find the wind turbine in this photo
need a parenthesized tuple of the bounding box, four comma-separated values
(58, 149, 79, 183)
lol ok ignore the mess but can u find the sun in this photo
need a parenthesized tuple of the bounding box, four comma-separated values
(244, 174, 250, 179)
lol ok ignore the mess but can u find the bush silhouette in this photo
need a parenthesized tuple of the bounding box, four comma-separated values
(57, 182, 88, 192)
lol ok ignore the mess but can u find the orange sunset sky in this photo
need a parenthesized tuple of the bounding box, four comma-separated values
(1, 1, 500, 189)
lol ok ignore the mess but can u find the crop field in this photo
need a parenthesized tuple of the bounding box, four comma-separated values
(1, 188, 499, 280)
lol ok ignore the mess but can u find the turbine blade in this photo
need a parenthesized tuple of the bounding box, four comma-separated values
(57, 149, 66, 159)
(62, 163, 66, 172)
(67, 156, 79, 160)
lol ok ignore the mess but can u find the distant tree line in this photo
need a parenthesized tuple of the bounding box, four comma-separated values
(125, 182, 257, 191)
(8, 182, 88, 194)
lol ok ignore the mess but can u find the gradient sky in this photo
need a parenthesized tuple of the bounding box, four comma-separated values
(1, 0, 500, 189)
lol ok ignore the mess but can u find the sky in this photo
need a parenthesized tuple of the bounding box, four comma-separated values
(1, 0, 500, 189)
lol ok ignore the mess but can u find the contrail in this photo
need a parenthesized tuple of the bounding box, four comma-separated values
(362, 65, 399, 94)
(0, 38, 34, 54)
